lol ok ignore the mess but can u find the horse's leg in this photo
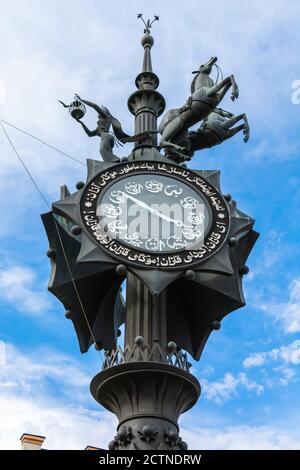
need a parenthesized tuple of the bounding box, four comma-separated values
(159, 115, 185, 146)
(241, 113, 249, 131)
(223, 113, 244, 129)
(211, 75, 239, 103)
(229, 124, 249, 143)
(207, 76, 231, 97)
(229, 75, 239, 100)
(159, 141, 187, 153)
(229, 124, 245, 138)
(160, 141, 191, 163)
(240, 113, 250, 142)
(166, 146, 192, 162)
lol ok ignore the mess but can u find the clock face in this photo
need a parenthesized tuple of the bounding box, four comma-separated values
(97, 174, 211, 253)
(80, 161, 230, 269)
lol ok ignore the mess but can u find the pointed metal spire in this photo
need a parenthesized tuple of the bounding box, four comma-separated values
(127, 14, 165, 150)
(137, 14, 159, 73)
(141, 34, 153, 73)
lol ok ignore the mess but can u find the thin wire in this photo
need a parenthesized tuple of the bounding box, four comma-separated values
(0, 120, 50, 209)
(0, 117, 86, 166)
(0, 120, 103, 364)
(52, 216, 104, 365)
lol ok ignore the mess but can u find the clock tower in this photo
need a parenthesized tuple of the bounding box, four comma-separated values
(42, 16, 258, 450)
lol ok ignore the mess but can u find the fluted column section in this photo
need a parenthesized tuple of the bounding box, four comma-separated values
(125, 272, 167, 360)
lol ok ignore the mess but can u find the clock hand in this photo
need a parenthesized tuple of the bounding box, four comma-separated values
(122, 191, 186, 227)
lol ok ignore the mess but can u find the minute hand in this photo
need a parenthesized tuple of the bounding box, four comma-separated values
(123, 192, 184, 226)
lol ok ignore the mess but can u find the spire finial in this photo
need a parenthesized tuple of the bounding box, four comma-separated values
(127, 13, 165, 149)
(137, 14, 159, 34)
(137, 14, 159, 73)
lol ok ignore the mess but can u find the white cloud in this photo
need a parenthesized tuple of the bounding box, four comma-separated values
(0, 342, 115, 450)
(244, 340, 300, 368)
(201, 365, 215, 378)
(0, 80, 6, 105)
(0, 265, 50, 315)
(242, 138, 300, 163)
(0, 394, 115, 450)
(277, 367, 296, 387)
(0, 341, 6, 365)
(0, 343, 91, 393)
(201, 372, 264, 405)
(181, 424, 300, 450)
(259, 279, 300, 334)
(246, 230, 285, 282)
(243, 354, 266, 368)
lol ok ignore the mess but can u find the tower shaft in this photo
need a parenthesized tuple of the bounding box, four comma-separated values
(91, 22, 200, 451)
(125, 272, 167, 360)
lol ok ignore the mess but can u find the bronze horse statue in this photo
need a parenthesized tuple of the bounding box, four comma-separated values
(169, 108, 249, 163)
(158, 57, 239, 154)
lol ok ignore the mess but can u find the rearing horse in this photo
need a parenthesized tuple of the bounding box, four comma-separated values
(158, 57, 239, 153)
(168, 108, 250, 163)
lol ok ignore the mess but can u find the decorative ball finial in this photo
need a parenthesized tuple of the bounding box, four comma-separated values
(167, 341, 177, 353)
(141, 34, 154, 48)
(138, 14, 158, 49)
(116, 264, 127, 276)
(134, 335, 144, 346)
(212, 320, 221, 330)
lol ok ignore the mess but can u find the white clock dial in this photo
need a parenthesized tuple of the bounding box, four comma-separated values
(96, 173, 211, 253)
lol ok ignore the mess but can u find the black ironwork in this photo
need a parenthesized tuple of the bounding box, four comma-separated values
(102, 340, 191, 372)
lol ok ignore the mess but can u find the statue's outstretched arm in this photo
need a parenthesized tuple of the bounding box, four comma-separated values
(74, 94, 106, 117)
(77, 120, 98, 137)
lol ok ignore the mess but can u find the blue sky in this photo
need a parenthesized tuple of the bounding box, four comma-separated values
(0, 0, 299, 449)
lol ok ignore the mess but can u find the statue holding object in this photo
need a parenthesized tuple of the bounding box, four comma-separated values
(59, 95, 156, 162)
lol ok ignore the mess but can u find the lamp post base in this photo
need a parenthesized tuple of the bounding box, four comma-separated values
(90, 362, 200, 450)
